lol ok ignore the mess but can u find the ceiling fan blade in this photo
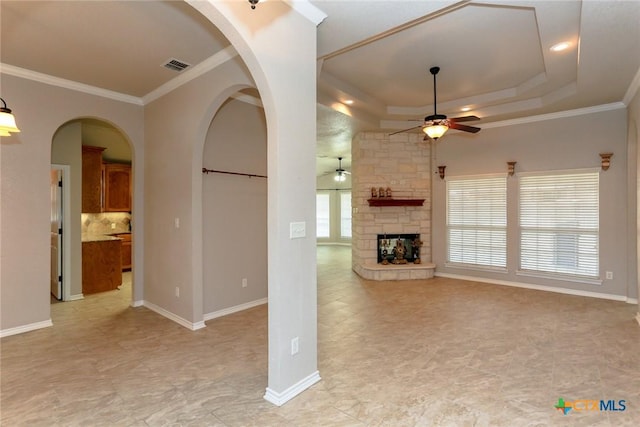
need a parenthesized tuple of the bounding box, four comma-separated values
(450, 115, 480, 123)
(448, 122, 481, 133)
(389, 125, 422, 136)
(344, 170, 351, 175)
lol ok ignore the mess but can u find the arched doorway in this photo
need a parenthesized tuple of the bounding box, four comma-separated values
(51, 118, 134, 302)
(201, 89, 268, 320)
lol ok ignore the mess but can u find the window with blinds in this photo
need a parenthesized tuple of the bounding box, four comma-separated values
(447, 176, 507, 268)
(340, 192, 352, 238)
(519, 172, 599, 278)
(316, 193, 330, 238)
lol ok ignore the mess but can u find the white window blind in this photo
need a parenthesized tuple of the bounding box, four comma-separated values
(447, 177, 507, 268)
(316, 193, 330, 238)
(340, 192, 352, 238)
(519, 172, 599, 278)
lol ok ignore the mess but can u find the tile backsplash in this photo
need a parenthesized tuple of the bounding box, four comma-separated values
(82, 212, 131, 235)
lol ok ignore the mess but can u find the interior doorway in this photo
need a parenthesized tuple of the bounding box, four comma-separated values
(51, 118, 133, 303)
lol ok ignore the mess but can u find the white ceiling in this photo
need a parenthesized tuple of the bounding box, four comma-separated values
(2, 0, 639, 177)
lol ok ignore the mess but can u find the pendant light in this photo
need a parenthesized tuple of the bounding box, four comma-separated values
(0, 98, 21, 135)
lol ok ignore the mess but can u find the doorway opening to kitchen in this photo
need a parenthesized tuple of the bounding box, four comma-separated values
(51, 118, 134, 303)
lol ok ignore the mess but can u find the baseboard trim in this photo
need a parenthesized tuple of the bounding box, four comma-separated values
(143, 301, 206, 331)
(203, 298, 267, 321)
(131, 299, 144, 308)
(435, 272, 633, 303)
(264, 370, 321, 406)
(67, 293, 84, 301)
(1, 319, 53, 338)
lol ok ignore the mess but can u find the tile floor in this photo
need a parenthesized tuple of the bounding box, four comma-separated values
(1, 245, 639, 426)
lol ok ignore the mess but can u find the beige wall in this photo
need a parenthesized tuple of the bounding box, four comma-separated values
(144, 58, 254, 324)
(202, 97, 267, 314)
(432, 107, 637, 300)
(629, 88, 640, 309)
(0, 74, 144, 332)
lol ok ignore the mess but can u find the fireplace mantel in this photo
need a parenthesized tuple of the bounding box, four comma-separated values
(367, 198, 425, 207)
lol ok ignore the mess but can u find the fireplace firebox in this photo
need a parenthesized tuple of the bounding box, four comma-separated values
(377, 234, 421, 264)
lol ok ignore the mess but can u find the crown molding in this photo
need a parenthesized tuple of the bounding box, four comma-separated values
(0, 45, 240, 107)
(479, 102, 626, 129)
(0, 63, 143, 105)
(284, 0, 327, 26)
(623, 67, 640, 105)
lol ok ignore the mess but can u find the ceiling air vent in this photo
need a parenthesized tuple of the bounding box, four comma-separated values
(162, 58, 191, 72)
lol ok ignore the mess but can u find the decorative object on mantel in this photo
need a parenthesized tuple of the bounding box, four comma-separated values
(599, 153, 613, 171)
(507, 161, 517, 176)
(437, 165, 446, 180)
(370, 187, 395, 198)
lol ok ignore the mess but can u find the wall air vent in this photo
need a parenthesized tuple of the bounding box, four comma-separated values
(162, 58, 191, 72)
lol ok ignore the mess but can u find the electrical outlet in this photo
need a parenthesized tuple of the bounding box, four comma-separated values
(175, 286, 180, 297)
(606, 271, 613, 280)
(291, 337, 299, 355)
(242, 278, 248, 288)
(174, 217, 180, 229)
(111, 223, 116, 230)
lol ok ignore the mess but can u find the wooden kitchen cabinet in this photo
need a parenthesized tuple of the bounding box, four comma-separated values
(82, 146, 105, 213)
(115, 233, 132, 270)
(82, 239, 122, 294)
(103, 163, 131, 212)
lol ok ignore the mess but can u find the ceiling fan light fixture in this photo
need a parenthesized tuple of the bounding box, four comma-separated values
(0, 98, 20, 134)
(423, 124, 448, 140)
(248, 0, 260, 10)
(334, 173, 346, 182)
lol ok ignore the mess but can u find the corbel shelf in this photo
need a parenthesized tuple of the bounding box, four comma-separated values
(367, 198, 425, 207)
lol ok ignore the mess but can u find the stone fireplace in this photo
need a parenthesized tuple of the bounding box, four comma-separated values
(352, 132, 435, 281)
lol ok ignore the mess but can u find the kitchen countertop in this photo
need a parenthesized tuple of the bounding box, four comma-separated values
(82, 233, 125, 243)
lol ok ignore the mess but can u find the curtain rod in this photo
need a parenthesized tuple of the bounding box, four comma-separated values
(202, 168, 267, 178)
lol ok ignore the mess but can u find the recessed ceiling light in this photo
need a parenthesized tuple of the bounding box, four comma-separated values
(343, 99, 354, 105)
(460, 106, 471, 112)
(550, 42, 571, 52)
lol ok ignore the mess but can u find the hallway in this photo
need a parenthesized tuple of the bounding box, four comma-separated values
(1, 246, 639, 425)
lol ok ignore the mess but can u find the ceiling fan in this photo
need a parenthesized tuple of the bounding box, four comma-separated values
(332, 157, 350, 182)
(390, 66, 481, 140)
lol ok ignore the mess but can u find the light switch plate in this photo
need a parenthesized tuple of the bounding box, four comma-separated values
(290, 222, 306, 239)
